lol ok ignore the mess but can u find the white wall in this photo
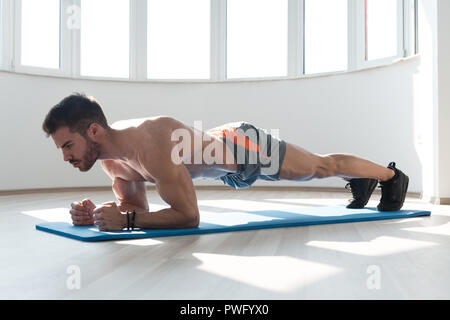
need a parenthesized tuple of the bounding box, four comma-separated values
(0, 0, 447, 200)
(413, 0, 439, 200)
(0, 59, 423, 192)
(438, 0, 450, 199)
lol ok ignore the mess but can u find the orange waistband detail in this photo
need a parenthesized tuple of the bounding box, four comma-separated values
(207, 127, 270, 159)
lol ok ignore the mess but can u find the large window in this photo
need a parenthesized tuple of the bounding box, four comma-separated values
(147, 0, 210, 79)
(365, 0, 400, 61)
(1, 0, 417, 81)
(80, 0, 130, 78)
(304, 0, 348, 74)
(21, 0, 60, 69)
(227, 0, 288, 79)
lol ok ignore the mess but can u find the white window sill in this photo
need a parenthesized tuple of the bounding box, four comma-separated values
(0, 54, 420, 84)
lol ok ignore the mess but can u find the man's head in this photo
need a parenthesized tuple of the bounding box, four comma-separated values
(43, 93, 109, 171)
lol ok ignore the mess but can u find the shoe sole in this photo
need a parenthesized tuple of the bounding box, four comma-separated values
(346, 179, 378, 209)
(378, 175, 409, 211)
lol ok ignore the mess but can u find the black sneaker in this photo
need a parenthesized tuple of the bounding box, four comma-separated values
(377, 162, 409, 211)
(345, 178, 378, 209)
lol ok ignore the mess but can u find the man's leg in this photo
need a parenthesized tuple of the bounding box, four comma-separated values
(278, 142, 395, 182)
(278, 142, 409, 211)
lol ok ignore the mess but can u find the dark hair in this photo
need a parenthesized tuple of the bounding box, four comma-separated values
(42, 93, 109, 137)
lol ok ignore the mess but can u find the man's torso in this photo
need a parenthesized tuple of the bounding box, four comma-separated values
(102, 117, 238, 183)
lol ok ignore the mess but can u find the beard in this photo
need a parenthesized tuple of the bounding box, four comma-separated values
(78, 138, 101, 172)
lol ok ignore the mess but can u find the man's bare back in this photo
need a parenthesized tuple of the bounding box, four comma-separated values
(104, 116, 238, 183)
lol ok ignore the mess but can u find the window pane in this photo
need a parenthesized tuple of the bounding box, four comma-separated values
(80, 0, 129, 78)
(147, 0, 210, 79)
(21, 0, 60, 69)
(366, 0, 399, 61)
(227, 0, 288, 79)
(304, 0, 348, 74)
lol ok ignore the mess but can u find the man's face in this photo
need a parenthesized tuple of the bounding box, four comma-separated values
(52, 126, 100, 172)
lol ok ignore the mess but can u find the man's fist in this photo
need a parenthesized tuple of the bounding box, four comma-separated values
(93, 202, 126, 231)
(70, 198, 96, 226)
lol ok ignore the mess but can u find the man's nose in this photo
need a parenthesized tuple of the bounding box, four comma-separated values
(62, 150, 71, 162)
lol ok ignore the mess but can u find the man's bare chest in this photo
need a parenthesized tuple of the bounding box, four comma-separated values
(105, 160, 156, 183)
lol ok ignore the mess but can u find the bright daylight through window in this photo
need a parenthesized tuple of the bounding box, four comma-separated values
(5, 0, 415, 81)
(21, 0, 60, 69)
(147, 0, 210, 79)
(304, 0, 348, 74)
(80, 0, 130, 78)
(366, 0, 399, 60)
(227, 0, 288, 79)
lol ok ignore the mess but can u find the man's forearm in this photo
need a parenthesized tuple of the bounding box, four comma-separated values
(132, 208, 199, 229)
(118, 201, 149, 213)
(117, 201, 199, 229)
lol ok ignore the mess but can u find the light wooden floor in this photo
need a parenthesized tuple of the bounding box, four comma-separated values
(1, 187, 449, 300)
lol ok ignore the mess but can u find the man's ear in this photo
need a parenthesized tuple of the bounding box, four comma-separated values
(86, 123, 103, 141)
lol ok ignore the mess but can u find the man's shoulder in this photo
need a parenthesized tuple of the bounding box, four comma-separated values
(135, 117, 184, 159)
(144, 115, 178, 130)
(111, 115, 182, 130)
(142, 116, 192, 142)
(137, 117, 192, 175)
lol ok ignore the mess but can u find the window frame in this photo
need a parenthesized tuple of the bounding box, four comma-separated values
(211, 0, 227, 81)
(302, 0, 349, 76)
(0, 0, 13, 70)
(0, 0, 417, 82)
(130, 0, 147, 81)
(146, 0, 212, 81)
(358, 0, 405, 69)
(73, 0, 134, 81)
(13, 0, 67, 76)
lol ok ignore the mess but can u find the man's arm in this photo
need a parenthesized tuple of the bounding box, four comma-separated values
(95, 166, 199, 230)
(112, 177, 149, 212)
(133, 162, 200, 229)
(94, 120, 200, 230)
(132, 118, 200, 229)
(101, 160, 149, 212)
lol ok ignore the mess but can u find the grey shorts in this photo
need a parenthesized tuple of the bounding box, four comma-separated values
(207, 121, 287, 189)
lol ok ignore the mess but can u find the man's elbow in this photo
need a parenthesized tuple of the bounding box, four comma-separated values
(184, 210, 200, 228)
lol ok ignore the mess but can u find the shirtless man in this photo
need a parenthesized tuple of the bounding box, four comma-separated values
(42, 93, 409, 231)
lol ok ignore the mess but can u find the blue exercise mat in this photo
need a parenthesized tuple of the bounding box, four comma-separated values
(35, 205, 431, 242)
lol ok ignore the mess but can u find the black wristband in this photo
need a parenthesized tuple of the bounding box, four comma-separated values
(131, 210, 136, 230)
(126, 211, 130, 231)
